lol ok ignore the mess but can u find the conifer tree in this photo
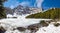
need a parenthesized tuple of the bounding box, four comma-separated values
(0, 0, 7, 19)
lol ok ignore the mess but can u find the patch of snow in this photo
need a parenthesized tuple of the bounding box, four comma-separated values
(36, 24, 60, 33)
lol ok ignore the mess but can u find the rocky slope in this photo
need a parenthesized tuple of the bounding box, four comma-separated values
(5, 7, 13, 14)
(13, 5, 31, 15)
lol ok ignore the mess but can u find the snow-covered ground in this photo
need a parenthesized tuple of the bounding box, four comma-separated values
(36, 24, 60, 33)
(0, 14, 60, 33)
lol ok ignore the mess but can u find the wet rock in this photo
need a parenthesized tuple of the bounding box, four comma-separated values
(17, 27, 26, 31)
(40, 20, 49, 27)
(45, 21, 52, 24)
(27, 24, 39, 33)
(13, 28, 16, 31)
(54, 23, 60, 27)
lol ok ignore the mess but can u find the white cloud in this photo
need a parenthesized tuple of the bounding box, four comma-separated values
(10, 5, 14, 9)
(20, 2, 30, 6)
(35, 0, 44, 8)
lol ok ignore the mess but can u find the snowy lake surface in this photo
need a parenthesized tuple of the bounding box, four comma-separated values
(0, 14, 52, 28)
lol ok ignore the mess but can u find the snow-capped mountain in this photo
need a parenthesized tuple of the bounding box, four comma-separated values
(5, 5, 42, 15)
(13, 5, 31, 15)
(13, 5, 42, 15)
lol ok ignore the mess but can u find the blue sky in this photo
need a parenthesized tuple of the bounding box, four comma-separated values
(4, 0, 60, 9)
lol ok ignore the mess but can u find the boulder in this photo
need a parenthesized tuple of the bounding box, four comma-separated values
(39, 20, 49, 27)
(0, 27, 6, 33)
(27, 24, 39, 33)
(54, 23, 60, 27)
(17, 27, 26, 31)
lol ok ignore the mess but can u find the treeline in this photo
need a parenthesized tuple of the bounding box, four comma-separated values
(26, 8, 60, 19)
